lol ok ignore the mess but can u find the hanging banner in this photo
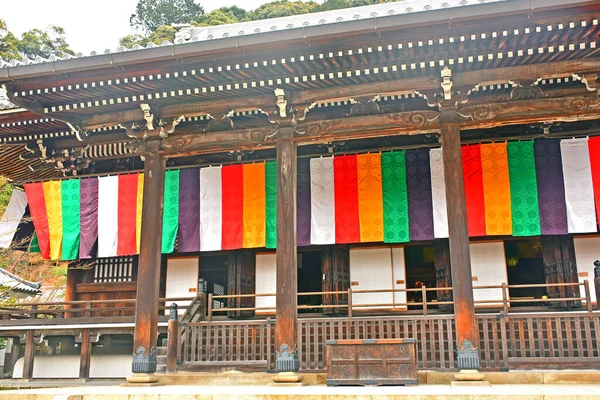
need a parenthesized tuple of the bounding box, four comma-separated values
(61, 179, 80, 260)
(0, 189, 28, 249)
(200, 166, 222, 251)
(162, 169, 180, 253)
(310, 157, 336, 245)
(117, 174, 138, 256)
(406, 149, 434, 241)
(462, 144, 486, 237)
(43, 181, 62, 260)
(429, 148, 449, 239)
(480, 143, 512, 236)
(297, 158, 312, 247)
(334, 155, 360, 244)
(587, 136, 600, 228)
(178, 168, 201, 253)
(242, 163, 266, 248)
(560, 138, 597, 233)
(508, 141, 541, 236)
(381, 151, 409, 243)
(97, 175, 119, 257)
(357, 153, 384, 243)
(79, 178, 99, 259)
(265, 161, 277, 249)
(136, 174, 144, 253)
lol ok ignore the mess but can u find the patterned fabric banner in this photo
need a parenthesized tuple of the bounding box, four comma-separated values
(265, 161, 277, 249)
(462, 144, 486, 237)
(480, 143, 512, 236)
(357, 153, 384, 242)
(61, 179, 80, 260)
(242, 163, 266, 248)
(98, 176, 118, 257)
(178, 168, 200, 253)
(136, 174, 144, 253)
(79, 178, 98, 259)
(221, 165, 243, 250)
(43, 181, 62, 260)
(406, 149, 434, 241)
(381, 151, 409, 243)
(560, 138, 597, 233)
(0, 189, 28, 249)
(334, 155, 360, 244)
(200, 166, 222, 251)
(310, 157, 336, 245)
(534, 140, 568, 235)
(297, 159, 312, 247)
(117, 174, 138, 256)
(429, 148, 449, 239)
(162, 169, 180, 253)
(507, 141, 541, 236)
(587, 136, 600, 229)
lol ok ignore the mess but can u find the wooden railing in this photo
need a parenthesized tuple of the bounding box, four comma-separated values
(206, 281, 594, 320)
(180, 310, 600, 371)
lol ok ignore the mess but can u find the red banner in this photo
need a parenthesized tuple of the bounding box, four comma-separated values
(588, 136, 600, 227)
(117, 174, 138, 255)
(23, 182, 50, 259)
(334, 155, 360, 243)
(221, 165, 243, 250)
(462, 144, 487, 237)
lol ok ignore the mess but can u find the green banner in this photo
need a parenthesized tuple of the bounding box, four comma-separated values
(162, 169, 180, 253)
(265, 160, 277, 249)
(381, 151, 410, 243)
(29, 231, 40, 253)
(61, 179, 80, 260)
(507, 141, 541, 236)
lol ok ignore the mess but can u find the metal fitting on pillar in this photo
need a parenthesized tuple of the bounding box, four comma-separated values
(169, 303, 178, 320)
(276, 344, 300, 373)
(456, 339, 480, 370)
(132, 346, 157, 374)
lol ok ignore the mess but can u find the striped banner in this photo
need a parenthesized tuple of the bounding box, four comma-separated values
(22, 136, 600, 260)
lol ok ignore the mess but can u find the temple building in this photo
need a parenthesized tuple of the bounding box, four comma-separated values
(0, 0, 599, 382)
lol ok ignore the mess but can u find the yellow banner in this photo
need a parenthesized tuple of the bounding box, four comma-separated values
(481, 143, 512, 235)
(243, 163, 266, 248)
(357, 153, 384, 242)
(43, 181, 63, 260)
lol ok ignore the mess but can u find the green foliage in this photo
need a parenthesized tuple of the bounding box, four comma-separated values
(0, 20, 74, 61)
(318, 0, 392, 12)
(0, 176, 13, 217)
(120, 25, 177, 47)
(249, 0, 320, 20)
(130, 0, 205, 33)
(195, 9, 241, 27)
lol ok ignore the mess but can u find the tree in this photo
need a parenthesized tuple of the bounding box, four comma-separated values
(196, 9, 239, 27)
(249, 0, 320, 20)
(0, 21, 74, 61)
(130, 0, 205, 33)
(318, 0, 392, 12)
(120, 25, 177, 48)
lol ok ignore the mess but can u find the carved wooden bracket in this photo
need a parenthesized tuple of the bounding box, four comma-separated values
(572, 73, 600, 94)
(123, 104, 185, 140)
(508, 79, 544, 101)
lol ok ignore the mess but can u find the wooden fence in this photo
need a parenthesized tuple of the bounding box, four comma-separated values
(181, 311, 600, 371)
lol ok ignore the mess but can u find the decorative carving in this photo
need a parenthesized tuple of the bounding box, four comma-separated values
(140, 103, 155, 131)
(456, 339, 480, 370)
(510, 84, 544, 101)
(274, 88, 288, 118)
(572, 73, 600, 94)
(206, 111, 236, 132)
(441, 66, 453, 101)
(348, 95, 380, 117)
(561, 96, 600, 112)
(458, 104, 503, 121)
(388, 111, 437, 127)
(132, 346, 157, 374)
(276, 344, 299, 373)
(66, 122, 89, 141)
(169, 303, 178, 320)
(162, 127, 279, 154)
(302, 121, 336, 136)
(127, 139, 147, 154)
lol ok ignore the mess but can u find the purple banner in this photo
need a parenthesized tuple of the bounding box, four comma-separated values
(406, 148, 434, 241)
(534, 139, 569, 235)
(79, 177, 98, 259)
(297, 158, 311, 247)
(178, 168, 201, 252)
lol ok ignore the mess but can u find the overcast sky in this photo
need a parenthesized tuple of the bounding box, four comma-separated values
(2, 0, 292, 55)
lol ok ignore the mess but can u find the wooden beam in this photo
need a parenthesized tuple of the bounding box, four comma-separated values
(22, 330, 35, 380)
(440, 108, 480, 369)
(130, 138, 165, 379)
(77, 58, 600, 130)
(78, 328, 91, 380)
(274, 127, 300, 376)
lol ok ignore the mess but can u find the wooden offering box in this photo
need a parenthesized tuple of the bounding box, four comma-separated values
(326, 338, 418, 386)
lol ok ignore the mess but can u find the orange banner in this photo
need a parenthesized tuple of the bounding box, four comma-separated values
(242, 163, 266, 248)
(480, 143, 512, 235)
(43, 181, 63, 260)
(357, 153, 384, 242)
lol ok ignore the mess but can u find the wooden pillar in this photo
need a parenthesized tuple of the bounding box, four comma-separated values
(440, 109, 480, 370)
(78, 329, 91, 380)
(274, 127, 301, 377)
(166, 303, 178, 374)
(130, 138, 165, 379)
(22, 330, 35, 380)
(64, 267, 79, 318)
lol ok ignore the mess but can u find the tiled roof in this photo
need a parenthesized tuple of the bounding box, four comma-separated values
(0, 267, 42, 296)
(0, 0, 504, 69)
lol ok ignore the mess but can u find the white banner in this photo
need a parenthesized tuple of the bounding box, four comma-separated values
(0, 189, 28, 249)
(98, 175, 119, 257)
(429, 148, 449, 238)
(310, 157, 336, 244)
(200, 166, 222, 251)
(560, 138, 597, 233)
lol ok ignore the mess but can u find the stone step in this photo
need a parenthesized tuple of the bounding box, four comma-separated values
(162, 338, 169, 347)
(157, 347, 167, 356)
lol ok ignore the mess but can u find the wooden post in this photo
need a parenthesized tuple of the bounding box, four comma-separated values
(64, 267, 79, 318)
(273, 127, 301, 381)
(22, 330, 35, 381)
(79, 329, 91, 380)
(166, 303, 178, 374)
(440, 108, 480, 370)
(594, 261, 600, 311)
(129, 138, 165, 381)
(434, 239, 453, 312)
